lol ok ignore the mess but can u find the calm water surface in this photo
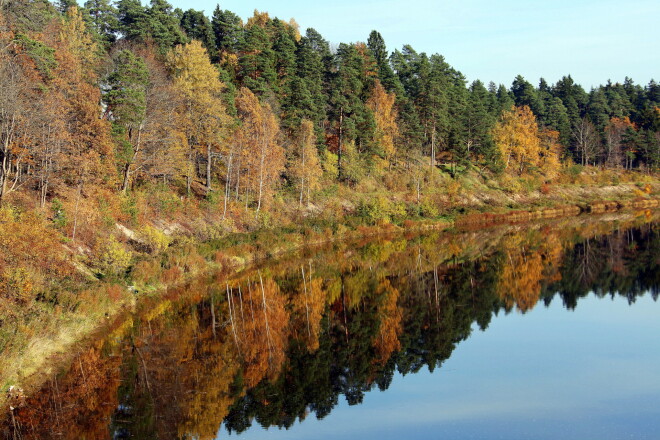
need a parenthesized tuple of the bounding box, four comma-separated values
(2, 217, 659, 439)
(244, 294, 660, 440)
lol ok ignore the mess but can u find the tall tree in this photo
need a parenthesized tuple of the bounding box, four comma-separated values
(235, 87, 285, 212)
(104, 49, 149, 192)
(167, 40, 231, 193)
(83, 0, 119, 46)
(289, 119, 323, 206)
(211, 6, 243, 54)
(366, 80, 398, 170)
(572, 117, 600, 166)
(492, 106, 541, 175)
(180, 9, 215, 57)
(367, 30, 399, 93)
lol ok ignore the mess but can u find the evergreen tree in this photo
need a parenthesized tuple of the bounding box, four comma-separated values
(103, 49, 149, 191)
(270, 18, 297, 102)
(180, 9, 216, 57)
(329, 43, 376, 179)
(367, 30, 399, 93)
(146, 0, 187, 48)
(495, 84, 514, 113)
(586, 88, 611, 131)
(84, 0, 119, 46)
(511, 74, 544, 117)
(463, 80, 498, 166)
(118, 0, 187, 49)
(552, 75, 588, 130)
(211, 6, 243, 54)
(117, 0, 150, 41)
(292, 28, 330, 141)
(544, 97, 571, 147)
(56, 0, 78, 14)
(238, 23, 277, 95)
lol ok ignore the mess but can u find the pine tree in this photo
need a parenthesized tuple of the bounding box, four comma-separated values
(180, 9, 216, 57)
(367, 30, 399, 93)
(83, 0, 119, 46)
(238, 23, 276, 95)
(104, 49, 149, 192)
(211, 6, 243, 54)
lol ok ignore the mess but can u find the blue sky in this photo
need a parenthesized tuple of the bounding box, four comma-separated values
(166, 0, 658, 90)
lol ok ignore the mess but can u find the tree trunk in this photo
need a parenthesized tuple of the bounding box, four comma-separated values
(223, 149, 233, 219)
(0, 119, 13, 205)
(121, 162, 131, 193)
(121, 128, 141, 193)
(337, 107, 343, 180)
(431, 123, 436, 169)
(299, 139, 306, 207)
(206, 142, 213, 191)
(72, 181, 82, 242)
(256, 138, 266, 213)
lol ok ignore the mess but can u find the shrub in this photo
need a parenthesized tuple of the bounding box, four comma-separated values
(139, 225, 172, 254)
(119, 194, 138, 224)
(357, 196, 406, 224)
(100, 237, 132, 275)
(419, 199, 439, 218)
(51, 199, 68, 229)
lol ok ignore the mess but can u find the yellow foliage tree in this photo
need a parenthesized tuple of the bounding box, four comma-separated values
(493, 105, 541, 175)
(291, 266, 326, 352)
(539, 129, 563, 179)
(373, 278, 402, 365)
(167, 40, 231, 193)
(367, 80, 398, 170)
(290, 119, 323, 206)
(235, 87, 285, 212)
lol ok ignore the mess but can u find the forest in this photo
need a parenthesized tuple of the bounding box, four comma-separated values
(2, 0, 659, 208)
(0, 0, 659, 363)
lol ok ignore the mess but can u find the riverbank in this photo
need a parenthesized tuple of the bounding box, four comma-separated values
(4, 211, 660, 440)
(1, 203, 659, 411)
(1, 168, 659, 407)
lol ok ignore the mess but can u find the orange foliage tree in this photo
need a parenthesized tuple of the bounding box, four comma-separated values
(235, 87, 285, 212)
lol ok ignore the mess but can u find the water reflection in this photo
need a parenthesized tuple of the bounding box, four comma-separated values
(2, 216, 659, 439)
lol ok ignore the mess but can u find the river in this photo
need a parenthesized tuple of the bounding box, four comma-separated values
(2, 214, 659, 439)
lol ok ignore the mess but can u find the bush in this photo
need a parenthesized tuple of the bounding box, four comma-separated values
(100, 237, 132, 276)
(139, 225, 172, 254)
(119, 194, 138, 224)
(51, 199, 68, 229)
(357, 196, 406, 224)
(419, 199, 439, 218)
(147, 186, 183, 218)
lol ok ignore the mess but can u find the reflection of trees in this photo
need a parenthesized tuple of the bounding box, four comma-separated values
(547, 224, 660, 308)
(496, 232, 563, 312)
(4, 219, 659, 439)
(109, 279, 242, 440)
(222, 222, 659, 434)
(7, 344, 120, 440)
(231, 273, 289, 388)
(290, 264, 326, 352)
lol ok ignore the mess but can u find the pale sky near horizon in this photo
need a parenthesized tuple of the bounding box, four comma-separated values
(165, 0, 658, 90)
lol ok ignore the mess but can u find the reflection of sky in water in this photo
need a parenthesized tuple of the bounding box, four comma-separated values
(225, 294, 660, 440)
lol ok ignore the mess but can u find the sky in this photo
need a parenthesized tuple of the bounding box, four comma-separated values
(166, 0, 659, 90)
